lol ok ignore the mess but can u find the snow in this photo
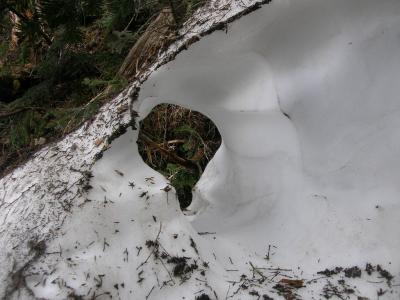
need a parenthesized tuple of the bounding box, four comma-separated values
(1, 0, 400, 299)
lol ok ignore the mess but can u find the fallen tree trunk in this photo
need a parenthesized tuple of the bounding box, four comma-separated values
(117, 8, 176, 80)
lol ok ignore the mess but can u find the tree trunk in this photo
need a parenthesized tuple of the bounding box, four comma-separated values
(117, 8, 176, 81)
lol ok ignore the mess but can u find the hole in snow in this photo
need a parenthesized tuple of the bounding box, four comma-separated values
(137, 103, 221, 209)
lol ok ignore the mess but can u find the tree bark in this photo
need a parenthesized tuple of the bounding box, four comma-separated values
(117, 8, 176, 80)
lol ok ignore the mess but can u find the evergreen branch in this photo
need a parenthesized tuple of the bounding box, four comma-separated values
(5, 5, 52, 45)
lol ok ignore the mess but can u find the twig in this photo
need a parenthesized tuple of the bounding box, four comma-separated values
(198, 232, 216, 235)
(249, 262, 267, 281)
(139, 132, 198, 170)
(103, 238, 110, 251)
(158, 257, 175, 285)
(225, 284, 231, 300)
(266, 244, 271, 260)
(123, 248, 129, 262)
(136, 222, 162, 270)
(145, 285, 155, 300)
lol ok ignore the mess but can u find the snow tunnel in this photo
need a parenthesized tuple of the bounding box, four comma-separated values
(18, 0, 400, 299)
(137, 103, 221, 209)
(136, 48, 301, 221)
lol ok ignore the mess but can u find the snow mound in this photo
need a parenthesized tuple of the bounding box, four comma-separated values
(2, 0, 400, 299)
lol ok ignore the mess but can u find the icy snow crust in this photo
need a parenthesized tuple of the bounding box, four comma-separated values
(1, 0, 400, 299)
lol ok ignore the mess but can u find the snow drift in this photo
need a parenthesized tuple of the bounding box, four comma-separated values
(1, 0, 400, 299)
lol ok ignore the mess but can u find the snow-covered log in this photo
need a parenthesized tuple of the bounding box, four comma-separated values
(1, 0, 400, 299)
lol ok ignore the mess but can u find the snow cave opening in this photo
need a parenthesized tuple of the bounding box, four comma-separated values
(137, 103, 221, 209)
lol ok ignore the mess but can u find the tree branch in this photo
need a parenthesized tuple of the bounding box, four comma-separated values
(138, 132, 197, 170)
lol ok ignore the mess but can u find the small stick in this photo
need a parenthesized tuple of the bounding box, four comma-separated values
(266, 244, 271, 260)
(145, 285, 155, 300)
(137, 222, 162, 270)
(103, 238, 110, 251)
(123, 248, 129, 262)
(225, 284, 231, 300)
(158, 257, 175, 285)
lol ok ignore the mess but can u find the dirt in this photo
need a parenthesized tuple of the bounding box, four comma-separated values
(377, 265, 394, 285)
(273, 279, 303, 300)
(365, 263, 374, 275)
(167, 256, 198, 278)
(316, 263, 396, 299)
(344, 266, 362, 278)
(322, 280, 356, 299)
(317, 267, 343, 277)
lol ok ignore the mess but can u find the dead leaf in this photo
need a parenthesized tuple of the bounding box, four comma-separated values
(279, 278, 304, 288)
